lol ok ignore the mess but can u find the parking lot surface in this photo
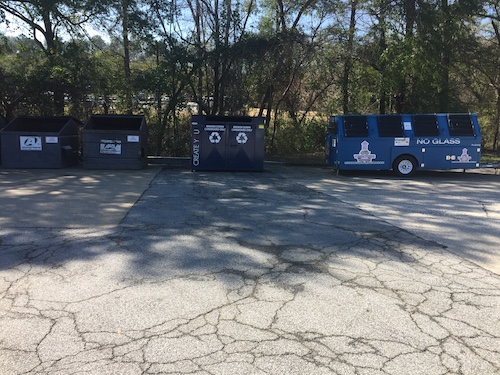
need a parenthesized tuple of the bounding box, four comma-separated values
(0, 165, 499, 375)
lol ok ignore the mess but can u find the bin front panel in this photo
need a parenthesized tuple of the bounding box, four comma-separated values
(82, 115, 147, 169)
(192, 117, 228, 171)
(202, 122, 227, 170)
(229, 121, 265, 171)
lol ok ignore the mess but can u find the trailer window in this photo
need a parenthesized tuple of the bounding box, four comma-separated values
(448, 114, 475, 136)
(344, 116, 368, 137)
(377, 115, 404, 137)
(328, 117, 338, 135)
(413, 115, 439, 136)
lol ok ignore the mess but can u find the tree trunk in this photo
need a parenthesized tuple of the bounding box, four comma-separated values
(155, 43, 163, 156)
(395, 0, 416, 113)
(405, 0, 416, 37)
(493, 21, 500, 151)
(122, 0, 133, 114)
(342, 0, 357, 114)
(189, 0, 204, 114)
(42, 10, 65, 115)
(378, 2, 387, 114)
(439, 0, 450, 112)
(494, 89, 500, 151)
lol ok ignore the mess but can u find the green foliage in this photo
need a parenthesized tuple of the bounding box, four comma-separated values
(0, 36, 50, 118)
(1, 0, 500, 152)
(266, 116, 327, 156)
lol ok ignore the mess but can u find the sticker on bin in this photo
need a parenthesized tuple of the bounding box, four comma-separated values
(45, 136, 59, 144)
(205, 124, 225, 132)
(231, 125, 252, 132)
(127, 135, 140, 142)
(100, 139, 122, 154)
(394, 138, 410, 146)
(20, 136, 42, 151)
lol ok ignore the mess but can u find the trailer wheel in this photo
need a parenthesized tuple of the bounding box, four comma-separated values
(393, 155, 417, 177)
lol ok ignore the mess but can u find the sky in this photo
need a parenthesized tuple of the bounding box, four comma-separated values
(0, 12, 25, 37)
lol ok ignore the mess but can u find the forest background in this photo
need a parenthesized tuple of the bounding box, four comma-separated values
(1, 0, 500, 158)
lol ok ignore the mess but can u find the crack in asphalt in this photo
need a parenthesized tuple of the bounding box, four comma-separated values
(0, 169, 499, 375)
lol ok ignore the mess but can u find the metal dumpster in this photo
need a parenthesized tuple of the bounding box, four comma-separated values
(82, 115, 148, 169)
(191, 115, 265, 171)
(0, 116, 79, 169)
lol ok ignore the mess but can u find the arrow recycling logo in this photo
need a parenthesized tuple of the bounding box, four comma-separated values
(236, 132, 248, 144)
(209, 132, 222, 144)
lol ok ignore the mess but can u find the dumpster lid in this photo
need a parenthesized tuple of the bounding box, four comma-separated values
(204, 115, 253, 123)
(1, 116, 79, 133)
(84, 115, 146, 131)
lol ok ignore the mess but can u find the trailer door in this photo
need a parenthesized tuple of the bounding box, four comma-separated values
(412, 115, 449, 169)
(447, 114, 481, 169)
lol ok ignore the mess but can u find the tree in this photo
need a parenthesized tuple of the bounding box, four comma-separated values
(460, 2, 500, 149)
(0, 0, 102, 114)
(0, 36, 45, 119)
(183, 0, 257, 115)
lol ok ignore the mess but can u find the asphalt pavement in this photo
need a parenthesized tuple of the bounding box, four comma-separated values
(0, 164, 499, 375)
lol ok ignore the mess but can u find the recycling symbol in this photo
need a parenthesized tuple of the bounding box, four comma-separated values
(209, 132, 221, 144)
(236, 132, 248, 144)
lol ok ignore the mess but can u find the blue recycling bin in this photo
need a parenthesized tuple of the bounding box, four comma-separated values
(191, 115, 265, 171)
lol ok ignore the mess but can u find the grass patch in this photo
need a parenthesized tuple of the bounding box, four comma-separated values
(266, 152, 325, 165)
(481, 150, 500, 163)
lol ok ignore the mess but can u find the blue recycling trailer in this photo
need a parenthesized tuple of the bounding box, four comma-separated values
(325, 113, 482, 176)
